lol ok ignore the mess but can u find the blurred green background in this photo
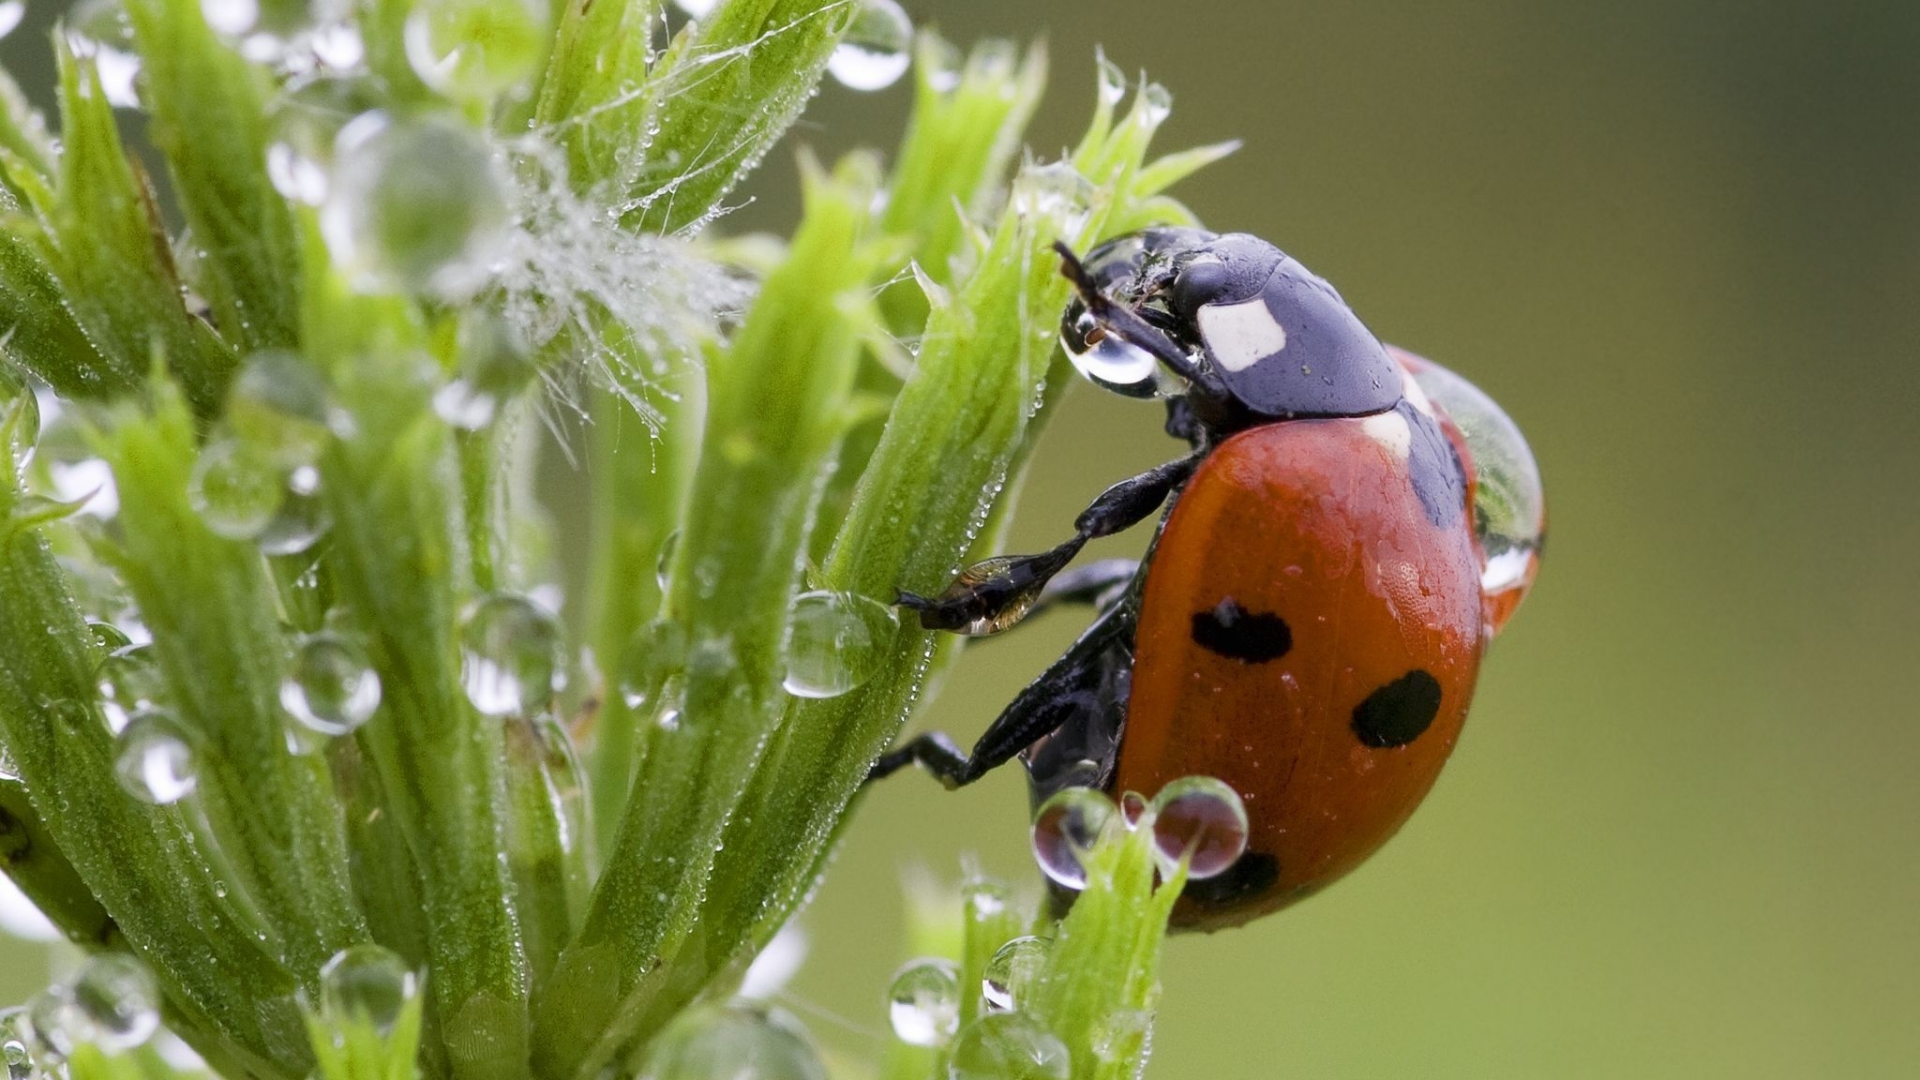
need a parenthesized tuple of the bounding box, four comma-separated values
(6, 1, 1919, 1076)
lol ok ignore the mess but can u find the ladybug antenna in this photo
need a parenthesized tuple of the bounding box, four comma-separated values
(1052, 240, 1220, 394)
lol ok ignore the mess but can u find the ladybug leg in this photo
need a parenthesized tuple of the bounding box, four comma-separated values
(1053, 240, 1230, 402)
(898, 455, 1196, 634)
(1029, 558, 1140, 618)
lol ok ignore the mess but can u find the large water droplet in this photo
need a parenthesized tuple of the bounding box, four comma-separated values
(257, 473, 331, 556)
(319, 944, 418, 1036)
(947, 1013, 1070, 1080)
(281, 634, 381, 736)
(1140, 82, 1173, 126)
(1061, 308, 1168, 399)
(637, 1002, 827, 1080)
(404, 0, 548, 103)
(189, 437, 286, 540)
(199, 0, 259, 36)
(228, 350, 330, 458)
(1030, 787, 1118, 890)
(114, 710, 198, 805)
(670, 0, 717, 17)
(617, 619, 687, 713)
(97, 644, 162, 733)
(1094, 50, 1127, 106)
(886, 958, 960, 1047)
(460, 593, 563, 717)
(1010, 163, 1093, 240)
(981, 936, 1048, 1014)
(65, 0, 142, 109)
(321, 113, 510, 297)
(432, 312, 535, 431)
(782, 590, 897, 699)
(66, 955, 161, 1052)
(1148, 776, 1249, 880)
(1, 1007, 34, 1080)
(826, 0, 912, 92)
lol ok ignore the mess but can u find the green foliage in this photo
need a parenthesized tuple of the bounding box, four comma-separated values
(0, 2, 1226, 1078)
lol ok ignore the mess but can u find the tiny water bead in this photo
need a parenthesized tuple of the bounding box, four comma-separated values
(886, 958, 961, 1047)
(1030, 786, 1119, 890)
(65, 955, 162, 1053)
(405, 0, 549, 104)
(460, 592, 563, 717)
(318, 944, 418, 1036)
(281, 634, 382, 736)
(1, 375, 38, 473)
(617, 619, 687, 713)
(0, 1008, 32, 1080)
(189, 437, 286, 540)
(782, 590, 898, 699)
(946, 1013, 1070, 1080)
(981, 936, 1048, 1014)
(636, 1002, 826, 1080)
(1148, 776, 1249, 880)
(826, 0, 912, 92)
(321, 113, 510, 297)
(1010, 163, 1095, 241)
(114, 710, 199, 805)
(97, 643, 161, 733)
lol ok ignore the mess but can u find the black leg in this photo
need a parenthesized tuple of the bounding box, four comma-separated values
(867, 732, 975, 788)
(898, 455, 1196, 635)
(1035, 558, 1139, 613)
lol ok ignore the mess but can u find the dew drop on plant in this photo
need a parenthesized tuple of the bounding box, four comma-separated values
(2, 374, 38, 473)
(281, 634, 381, 736)
(782, 590, 897, 699)
(267, 141, 329, 205)
(886, 958, 960, 1047)
(1396, 348, 1545, 635)
(461, 593, 563, 717)
(189, 437, 286, 541)
(432, 312, 536, 431)
(322, 113, 510, 297)
(826, 0, 912, 92)
(257, 475, 332, 556)
(114, 710, 198, 805)
(65, 955, 161, 1052)
(1119, 789, 1149, 828)
(1030, 786, 1118, 890)
(1060, 307, 1164, 399)
(319, 944, 418, 1036)
(65, 0, 141, 109)
(618, 619, 687, 713)
(1095, 49, 1127, 106)
(0, 4, 24, 43)
(199, 0, 259, 36)
(1141, 82, 1173, 126)
(405, 0, 548, 103)
(946, 1012, 1070, 1080)
(636, 1002, 826, 1080)
(656, 530, 680, 592)
(97, 644, 161, 733)
(1010, 163, 1093, 240)
(1090, 1008, 1152, 1064)
(961, 876, 1010, 923)
(1, 1007, 34, 1080)
(669, 0, 717, 18)
(981, 936, 1048, 1014)
(1148, 776, 1249, 880)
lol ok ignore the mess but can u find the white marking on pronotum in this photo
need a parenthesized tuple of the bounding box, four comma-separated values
(1400, 364, 1437, 417)
(1362, 410, 1412, 460)
(1196, 298, 1287, 372)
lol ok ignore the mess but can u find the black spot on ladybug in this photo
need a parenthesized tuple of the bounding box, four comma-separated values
(1351, 669, 1443, 748)
(1182, 851, 1281, 906)
(1402, 402, 1466, 530)
(1190, 598, 1291, 663)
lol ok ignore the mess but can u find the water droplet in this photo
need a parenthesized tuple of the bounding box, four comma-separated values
(97, 644, 162, 733)
(0, 747, 16, 784)
(267, 141, 329, 204)
(404, 0, 548, 103)
(670, 0, 717, 15)
(1095, 50, 1127, 106)
(319, 944, 418, 1036)
(199, 0, 259, 37)
(655, 530, 680, 592)
(826, 0, 912, 92)
(886, 958, 960, 1047)
(922, 36, 963, 92)
(257, 479, 331, 556)
(65, 0, 142, 109)
(65, 955, 161, 1052)
(961, 876, 1011, 923)
(782, 590, 897, 699)
(1119, 790, 1149, 827)
(1090, 1008, 1152, 1064)
(114, 710, 198, 804)
(1060, 308, 1168, 399)
(1, 1007, 35, 1079)
(321, 113, 510, 297)
(1395, 348, 1545, 635)
(617, 619, 687, 713)
(947, 1013, 1070, 1080)
(189, 437, 286, 541)
(460, 593, 563, 717)
(1148, 776, 1249, 880)
(432, 312, 535, 430)
(281, 634, 381, 736)
(1141, 82, 1173, 126)
(637, 1002, 826, 1080)
(1030, 787, 1118, 890)
(1010, 163, 1093, 239)
(2, 375, 38, 473)
(981, 936, 1048, 1014)
(0, 3, 24, 43)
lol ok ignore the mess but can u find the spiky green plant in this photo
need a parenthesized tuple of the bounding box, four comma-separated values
(0, 2, 1231, 1078)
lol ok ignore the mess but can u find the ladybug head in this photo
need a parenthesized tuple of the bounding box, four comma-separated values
(1060, 229, 1402, 428)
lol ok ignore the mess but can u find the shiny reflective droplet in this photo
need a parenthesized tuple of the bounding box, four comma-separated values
(670, 0, 717, 15)
(1119, 790, 1149, 828)
(189, 437, 285, 540)
(826, 0, 912, 91)
(256, 479, 331, 556)
(782, 590, 897, 699)
(1148, 775, 1249, 880)
(961, 876, 1011, 924)
(947, 1012, 1070, 1080)
(460, 593, 563, 717)
(1395, 348, 1545, 635)
(432, 312, 535, 431)
(1061, 308, 1167, 399)
(1, 1007, 34, 1079)
(321, 113, 510, 297)
(1010, 163, 1094, 240)
(886, 958, 960, 1047)
(404, 0, 548, 103)
(1090, 1008, 1152, 1065)
(97, 644, 162, 733)
(0, 3, 24, 43)
(981, 936, 1048, 1014)
(319, 944, 418, 1036)
(228, 350, 331, 461)
(199, 0, 258, 36)
(921, 35, 963, 92)
(1140, 82, 1173, 126)
(88, 620, 132, 653)
(655, 530, 680, 592)
(281, 634, 381, 736)
(617, 619, 687, 713)
(1030, 787, 1118, 890)
(66, 955, 161, 1052)
(636, 1002, 826, 1080)
(267, 141, 328, 204)
(65, 0, 142, 109)
(1094, 49, 1127, 106)
(114, 710, 198, 805)
(2, 373, 38, 473)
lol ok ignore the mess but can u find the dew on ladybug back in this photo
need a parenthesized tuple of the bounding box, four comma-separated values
(1395, 348, 1545, 635)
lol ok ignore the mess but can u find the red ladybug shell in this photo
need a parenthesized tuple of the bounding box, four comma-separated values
(1112, 406, 1486, 930)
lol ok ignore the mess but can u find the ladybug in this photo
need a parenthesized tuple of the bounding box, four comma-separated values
(870, 229, 1544, 929)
